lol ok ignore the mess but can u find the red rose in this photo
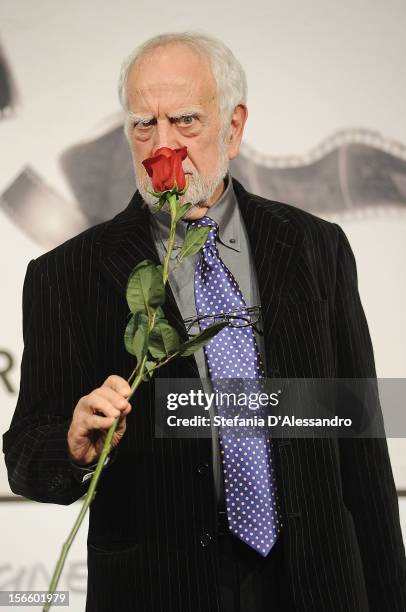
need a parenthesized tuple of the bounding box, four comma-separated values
(142, 146, 188, 193)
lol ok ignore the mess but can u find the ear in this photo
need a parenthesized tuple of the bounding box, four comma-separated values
(227, 104, 248, 160)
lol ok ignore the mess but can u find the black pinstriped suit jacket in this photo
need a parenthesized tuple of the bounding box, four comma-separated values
(3, 177, 406, 611)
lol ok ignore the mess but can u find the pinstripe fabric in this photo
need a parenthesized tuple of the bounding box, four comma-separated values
(3, 177, 406, 611)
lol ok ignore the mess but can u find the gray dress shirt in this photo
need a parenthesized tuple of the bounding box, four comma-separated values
(149, 173, 266, 506)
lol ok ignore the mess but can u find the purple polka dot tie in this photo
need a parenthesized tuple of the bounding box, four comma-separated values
(187, 215, 283, 556)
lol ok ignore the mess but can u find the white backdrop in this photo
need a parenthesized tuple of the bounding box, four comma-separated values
(1, 2, 405, 604)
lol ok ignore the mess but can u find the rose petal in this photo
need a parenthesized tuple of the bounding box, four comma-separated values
(142, 146, 188, 193)
(154, 147, 174, 158)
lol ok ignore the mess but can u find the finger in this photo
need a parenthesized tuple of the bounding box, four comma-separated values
(115, 418, 127, 436)
(93, 387, 131, 411)
(116, 410, 128, 432)
(85, 413, 117, 431)
(102, 375, 131, 398)
(117, 412, 127, 427)
(123, 402, 132, 415)
(84, 394, 121, 419)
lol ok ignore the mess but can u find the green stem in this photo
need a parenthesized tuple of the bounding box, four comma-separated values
(127, 366, 137, 386)
(43, 192, 182, 611)
(42, 366, 145, 611)
(149, 351, 179, 374)
(162, 193, 178, 286)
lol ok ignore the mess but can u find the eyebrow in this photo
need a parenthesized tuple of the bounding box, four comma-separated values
(128, 107, 205, 123)
(128, 111, 153, 123)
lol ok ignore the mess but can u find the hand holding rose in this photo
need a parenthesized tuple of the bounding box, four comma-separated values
(67, 375, 132, 466)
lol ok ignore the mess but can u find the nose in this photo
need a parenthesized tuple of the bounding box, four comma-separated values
(152, 118, 181, 154)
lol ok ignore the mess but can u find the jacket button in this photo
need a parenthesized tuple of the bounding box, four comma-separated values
(197, 462, 208, 476)
(200, 532, 212, 547)
(48, 474, 64, 491)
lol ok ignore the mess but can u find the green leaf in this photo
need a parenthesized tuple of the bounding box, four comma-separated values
(141, 360, 157, 382)
(149, 319, 180, 359)
(124, 313, 137, 356)
(177, 227, 209, 264)
(151, 198, 167, 213)
(126, 260, 165, 316)
(132, 313, 149, 366)
(179, 321, 229, 357)
(174, 202, 194, 222)
(154, 305, 166, 320)
(124, 312, 149, 367)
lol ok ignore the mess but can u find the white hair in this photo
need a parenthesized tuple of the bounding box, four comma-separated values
(117, 31, 247, 142)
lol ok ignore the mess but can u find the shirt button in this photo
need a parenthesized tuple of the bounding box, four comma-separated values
(229, 238, 236, 244)
(200, 532, 212, 547)
(197, 462, 209, 476)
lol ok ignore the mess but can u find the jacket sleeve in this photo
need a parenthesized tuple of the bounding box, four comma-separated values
(2, 258, 118, 504)
(333, 224, 406, 611)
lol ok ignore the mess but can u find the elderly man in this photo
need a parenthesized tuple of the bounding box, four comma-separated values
(3, 31, 406, 612)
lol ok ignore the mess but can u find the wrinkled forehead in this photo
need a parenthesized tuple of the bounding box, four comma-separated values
(127, 43, 217, 107)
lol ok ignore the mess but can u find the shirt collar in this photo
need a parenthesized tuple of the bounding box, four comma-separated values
(149, 172, 241, 256)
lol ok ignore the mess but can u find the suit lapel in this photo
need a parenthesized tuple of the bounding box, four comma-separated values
(97, 192, 189, 341)
(97, 179, 305, 377)
(232, 178, 305, 373)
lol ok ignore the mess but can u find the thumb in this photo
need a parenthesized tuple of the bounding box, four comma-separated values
(115, 411, 127, 435)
